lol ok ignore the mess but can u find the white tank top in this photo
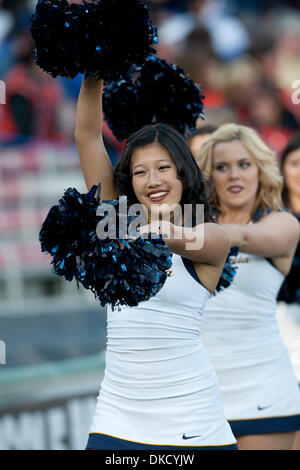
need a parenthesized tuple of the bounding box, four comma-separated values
(89, 254, 236, 446)
(202, 253, 300, 420)
(202, 253, 285, 361)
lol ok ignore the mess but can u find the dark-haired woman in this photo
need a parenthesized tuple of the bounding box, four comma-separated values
(75, 76, 237, 450)
(277, 133, 300, 450)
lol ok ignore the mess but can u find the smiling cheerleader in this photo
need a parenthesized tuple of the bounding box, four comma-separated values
(77, 73, 237, 451)
(33, 0, 238, 450)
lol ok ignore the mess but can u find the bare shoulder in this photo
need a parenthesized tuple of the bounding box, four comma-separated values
(202, 222, 231, 265)
(193, 224, 231, 293)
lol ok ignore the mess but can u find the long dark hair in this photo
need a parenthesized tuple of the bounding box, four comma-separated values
(114, 123, 213, 225)
(280, 132, 300, 210)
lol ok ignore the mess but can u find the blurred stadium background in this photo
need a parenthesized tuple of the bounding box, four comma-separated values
(0, 0, 299, 450)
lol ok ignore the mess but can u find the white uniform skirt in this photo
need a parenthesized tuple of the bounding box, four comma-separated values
(202, 253, 300, 436)
(203, 326, 300, 435)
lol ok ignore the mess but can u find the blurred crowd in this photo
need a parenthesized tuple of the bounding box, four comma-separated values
(0, 0, 300, 157)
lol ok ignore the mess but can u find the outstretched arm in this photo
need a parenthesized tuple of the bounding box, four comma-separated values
(142, 221, 230, 267)
(74, 76, 119, 201)
(222, 212, 300, 258)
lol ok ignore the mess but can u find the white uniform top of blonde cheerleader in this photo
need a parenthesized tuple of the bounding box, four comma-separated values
(89, 254, 236, 447)
(202, 250, 300, 422)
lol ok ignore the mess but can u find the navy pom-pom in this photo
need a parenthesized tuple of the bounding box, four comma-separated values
(39, 185, 172, 308)
(103, 78, 144, 141)
(103, 57, 205, 140)
(39, 185, 101, 282)
(138, 58, 205, 137)
(30, 0, 157, 82)
(215, 246, 238, 293)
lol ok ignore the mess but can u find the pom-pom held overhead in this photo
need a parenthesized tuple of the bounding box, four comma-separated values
(30, 0, 157, 82)
(103, 78, 144, 143)
(103, 57, 205, 140)
(39, 185, 172, 309)
(138, 58, 205, 136)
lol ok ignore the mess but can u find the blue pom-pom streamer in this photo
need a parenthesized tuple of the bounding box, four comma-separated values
(39, 185, 172, 308)
(30, 0, 157, 82)
(215, 246, 238, 293)
(103, 57, 205, 140)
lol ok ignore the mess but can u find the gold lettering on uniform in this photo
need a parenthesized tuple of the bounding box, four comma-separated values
(166, 270, 174, 277)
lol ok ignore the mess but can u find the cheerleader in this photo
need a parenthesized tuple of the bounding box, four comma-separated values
(196, 123, 300, 450)
(73, 75, 238, 450)
(71, 77, 236, 449)
(32, 0, 237, 450)
(277, 133, 300, 449)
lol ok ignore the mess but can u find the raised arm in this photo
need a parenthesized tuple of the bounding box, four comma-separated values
(74, 76, 119, 201)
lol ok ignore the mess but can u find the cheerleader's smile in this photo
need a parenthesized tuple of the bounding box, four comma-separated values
(131, 142, 183, 219)
(148, 190, 169, 202)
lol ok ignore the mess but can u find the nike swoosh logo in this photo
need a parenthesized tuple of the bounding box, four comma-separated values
(257, 405, 272, 411)
(182, 433, 202, 440)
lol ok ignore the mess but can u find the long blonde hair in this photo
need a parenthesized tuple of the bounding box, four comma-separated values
(196, 123, 283, 215)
